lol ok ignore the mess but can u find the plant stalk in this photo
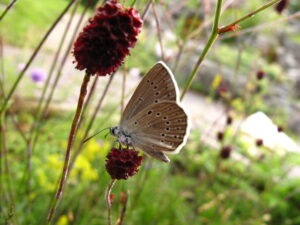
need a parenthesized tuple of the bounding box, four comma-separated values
(218, 0, 281, 34)
(0, 0, 76, 113)
(105, 179, 116, 225)
(47, 72, 91, 223)
(180, 0, 223, 100)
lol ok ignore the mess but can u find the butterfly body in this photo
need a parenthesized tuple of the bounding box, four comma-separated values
(112, 62, 190, 162)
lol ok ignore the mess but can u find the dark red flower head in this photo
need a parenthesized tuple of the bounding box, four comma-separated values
(256, 70, 265, 80)
(277, 126, 284, 132)
(217, 131, 224, 142)
(105, 148, 143, 180)
(73, 0, 143, 76)
(226, 115, 233, 125)
(220, 145, 232, 159)
(256, 139, 264, 147)
(275, 0, 289, 14)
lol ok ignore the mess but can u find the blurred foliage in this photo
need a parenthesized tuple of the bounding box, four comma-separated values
(0, 0, 80, 47)
(2, 110, 300, 224)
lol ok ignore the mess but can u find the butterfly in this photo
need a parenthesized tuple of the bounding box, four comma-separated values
(109, 62, 190, 162)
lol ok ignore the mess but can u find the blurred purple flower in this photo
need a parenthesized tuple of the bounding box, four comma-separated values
(30, 68, 46, 83)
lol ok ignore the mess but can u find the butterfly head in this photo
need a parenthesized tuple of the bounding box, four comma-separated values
(110, 126, 120, 136)
(110, 126, 133, 146)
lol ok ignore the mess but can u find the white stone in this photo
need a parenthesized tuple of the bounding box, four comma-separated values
(240, 111, 300, 154)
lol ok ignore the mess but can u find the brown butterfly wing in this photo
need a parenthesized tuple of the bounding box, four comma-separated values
(121, 62, 179, 124)
(121, 101, 189, 162)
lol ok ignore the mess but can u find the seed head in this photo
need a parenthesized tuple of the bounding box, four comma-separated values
(220, 145, 232, 159)
(73, 0, 143, 76)
(105, 148, 142, 180)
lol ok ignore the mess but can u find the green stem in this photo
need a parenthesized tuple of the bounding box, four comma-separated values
(31, 0, 90, 153)
(218, 0, 281, 34)
(0, 0, 18, 21)
(29, 0, 81, 139)
(130, 0, 137, 7)
(0, 0, 76, 114)
(180, 0, 223, 100)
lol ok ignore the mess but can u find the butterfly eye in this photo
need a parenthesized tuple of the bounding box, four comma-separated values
(166, 121, 170, 125)
(155, 92, 160, 96)
(163, 116, 168, 120)
(154, 86, 158, 89)
(150, 82, 154, 85)
(154, 100, 158, 103)
(166, 127, 170, 131)
(134, 121, 138, 125)
(161, 133, 165, 137)
(156, 112, 161, 117)
(147, 110, 153, 115)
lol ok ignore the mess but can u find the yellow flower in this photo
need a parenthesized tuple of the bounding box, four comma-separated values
(56, 215, 68, 225)
(70, 155, 98, 181)
(211, 74, 222, 90)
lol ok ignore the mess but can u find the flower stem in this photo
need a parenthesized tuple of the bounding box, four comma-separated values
(29, 0, 81, 140)
(117, 191, 128, 225)
(47, 72, 91, 223)
(31, 0, 90, 153)
(0, 0, 18, 21)
(0, 0, 76, 114)
(180, 0, 223, 100)
(218, 0, 281, 34)
(152, 0, 165, 61)
(106, 179, 116, 225)
(69, 73, 116, 173)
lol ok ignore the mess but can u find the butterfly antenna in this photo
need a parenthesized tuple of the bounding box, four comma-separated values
(82, 127, 110, 143)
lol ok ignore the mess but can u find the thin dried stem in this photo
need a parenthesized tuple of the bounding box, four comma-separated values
(10, 115, 27, 144)
(151, 0, 165, 61)
(0, 0, 76, 113)
(24, 0, 82, 200)
(116, 191, 129, 225)
(141, 0, 151, 21)
(218, 0, 281, 34)
(69, 73, 116, 172)
(31, 0, 90, 151)
(0, 114, 15, 220)
(29, 0, 81, 139)
(0, 0, 18, 21)
(77, 75, 99, 132)
(105, 179, 116, 225)
(0, 37, 5, 97)
(220, 11, 300, 40)
(180, 0, 280, 100)
(47, 73, 91, 223)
